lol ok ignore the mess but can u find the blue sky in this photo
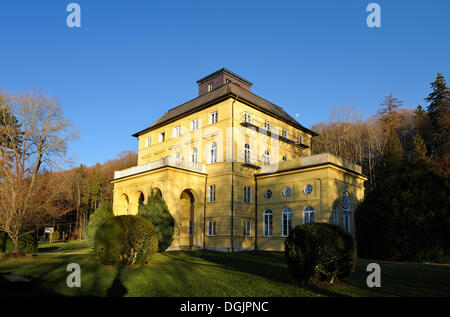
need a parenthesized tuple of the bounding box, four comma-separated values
(0, 0, 449, 167)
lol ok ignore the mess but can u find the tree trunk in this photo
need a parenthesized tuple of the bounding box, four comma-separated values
(12, 236, 19, 253)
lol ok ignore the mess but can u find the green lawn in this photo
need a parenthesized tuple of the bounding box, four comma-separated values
(0, 241, 449, 297)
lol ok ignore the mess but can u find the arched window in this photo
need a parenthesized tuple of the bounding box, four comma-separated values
(263, 209, 273, 237)
(282, 155, 288, 161)
(282, 207, 293, 237)
(210, 142, 217, 163)
(244, 143, 252, 163)
(303, 205, 314, 224)
(262, 150, 271, 165)
(332, 205, 339, 225)
(192, 147, 198, 163)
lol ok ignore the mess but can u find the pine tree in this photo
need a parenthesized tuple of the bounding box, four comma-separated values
(424, 73, 450, 171)
(377, 92, 403, 133)
(138, 188, 174, 252)
(412, 133, 431, 164)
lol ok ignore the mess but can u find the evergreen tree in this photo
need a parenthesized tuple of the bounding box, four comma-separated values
(138, 188, 174, 252)
(85, 201, 114, 247)
(424, 73, 450, 173)
(412, 133, 431, 164)
(377, 92, 403, 133)
(355, 132, 450, 263)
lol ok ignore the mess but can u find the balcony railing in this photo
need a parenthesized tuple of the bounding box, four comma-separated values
(239, 112, 310, 148)
(114, 156, 206, 179)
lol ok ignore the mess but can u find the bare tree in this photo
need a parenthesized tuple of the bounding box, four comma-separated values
(0, 89, 78, 252)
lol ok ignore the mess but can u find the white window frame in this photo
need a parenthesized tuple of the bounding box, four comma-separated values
(208, 83, 213, 92)
(210, 111, 218, 124)
(263, 209, 273, 237)
(298, 136, 303, 144)
(343, 213, 351, 233)
(208, 185, 216, 202)
(282, 129, 288, 138)
(264, 121, 271, 131)
(210, 142, 217, 163)
(244, 143, 252, 163)
(207, 221, 216, 236)
(191, 118, 199, 131)
(282, 207, 293, 237)
(173, 126, 181, 138)
(244, 186, 252, 203)
(262, 150, 271, 165)
(146, 137, 151, 147)
(333, 206, 339, 225)
(303, 205, 315, 224)
(244, 113, 253, 124)
(159, 132, 165, 143)
(192, 147, 198, 163)
(243, 221, 252, 237)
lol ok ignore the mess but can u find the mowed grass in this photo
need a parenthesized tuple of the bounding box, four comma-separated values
(0, 242, 449, 297)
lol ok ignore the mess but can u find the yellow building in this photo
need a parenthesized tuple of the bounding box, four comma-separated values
(112, 68, 366, 251)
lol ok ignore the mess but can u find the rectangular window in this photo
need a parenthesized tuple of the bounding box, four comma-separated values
(207, 221, 216, 236)
(243, 222, 252, 237)
(282, 129, 287, 138)
(244, 186, 252, 203)
(208, 83, 213, 92)
(146, 137, 151, 147)
(210, 111, 218, 124)
(264, 121, 271, 131)
(188, 221, 193, 236)
(173, 126, 181, 137)
(159, 132, 165, 142)
(298, 136, 303, 144)
(191, 118, 199, 131)
(244, 113, 252, 124)
(208, 185, 216, 202)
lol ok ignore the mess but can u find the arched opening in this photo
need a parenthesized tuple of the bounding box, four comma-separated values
(152, 187, 162, 199)
(180, 189, 195, 249)
(138, 192, 145, 205)
(119, 193, 129, 215)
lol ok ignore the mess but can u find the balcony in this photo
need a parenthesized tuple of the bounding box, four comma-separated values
(114, 156, 206, 179)
(239, 113, 309, 148)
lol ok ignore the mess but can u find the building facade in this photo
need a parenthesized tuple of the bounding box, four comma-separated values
(112, 68, 366, 251)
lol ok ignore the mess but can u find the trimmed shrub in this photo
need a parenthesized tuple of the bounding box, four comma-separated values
(138, 189, 174, 252)
(85, 202, 114, 247)
(284, 223, 356, 284)
(94, 215, 158, 266)
(0, 232, 38, 253)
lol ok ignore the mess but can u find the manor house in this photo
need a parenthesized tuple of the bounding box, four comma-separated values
(112, 68, 366, 251)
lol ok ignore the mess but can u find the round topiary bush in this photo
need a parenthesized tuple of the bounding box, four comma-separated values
(284, 223, 356, 284)
(94, 215, 158, 266)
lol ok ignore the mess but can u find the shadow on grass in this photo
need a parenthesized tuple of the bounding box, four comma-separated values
(0, 272, 62, 297)
(106, 267, 128, 297)
(182, 250, 349, 297)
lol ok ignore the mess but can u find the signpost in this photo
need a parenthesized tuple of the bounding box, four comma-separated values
(45, 227, 54, 243)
